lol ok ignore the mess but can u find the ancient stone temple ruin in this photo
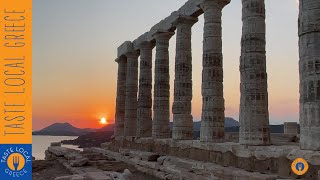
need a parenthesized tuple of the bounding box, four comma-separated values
(298, 0, 320, 151)
(108, 0, 320, 179)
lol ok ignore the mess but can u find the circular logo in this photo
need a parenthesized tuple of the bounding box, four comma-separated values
(291, 158, 309, 176)
(7, 153, 25, 171)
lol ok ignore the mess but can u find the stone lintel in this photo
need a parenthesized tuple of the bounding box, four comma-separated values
(148, 11, 179, 41)
(133, 32, 153, 50)
(118, 0, 205, 56)
(178, 0, 204, 17)
(117, 41, 133, 58)
(200, 0, 231, 10)
(173, 15, 198, 27)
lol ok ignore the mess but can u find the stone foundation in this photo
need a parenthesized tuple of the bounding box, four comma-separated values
(103, 137, 320, 180)
(89, 147, 282, 180)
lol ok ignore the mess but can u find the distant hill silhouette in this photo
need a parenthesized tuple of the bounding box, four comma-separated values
(33, 122, 116, 136)
(96, 124, 115, 132)
(32, 122, 95, 136)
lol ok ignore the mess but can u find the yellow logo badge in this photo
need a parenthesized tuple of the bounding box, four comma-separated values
(291, 158, 309, 176)
(7, 153, 25, 171)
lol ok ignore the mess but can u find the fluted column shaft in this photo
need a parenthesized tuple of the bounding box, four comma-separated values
(200, 0, 230, 142)
(115, 56, 127, 137)
(239, 0, 271, 145)
(153, 31, 175, 139)
(137, 42, 154, 137)
(172, 16, 198, 140)
(124, 52, 139, 137)
(299, 0, 320, 150)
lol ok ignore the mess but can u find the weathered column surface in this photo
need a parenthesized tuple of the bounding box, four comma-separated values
(137, 42, 154, 137)
(299, 0, 320, 150)
(153, 31, 175, 139)
(172, 16, 198, 140)
(239, 0, 271, 146)
(124, 52, 139, 137)
(114, 56, 127, 137)
(284, 122, 298, 135)
(200, 0, 230, 142)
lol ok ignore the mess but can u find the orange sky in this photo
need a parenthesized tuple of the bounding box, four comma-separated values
(33, 0, 299, 130)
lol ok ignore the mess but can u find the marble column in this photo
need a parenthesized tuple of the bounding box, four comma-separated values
(172, 16, 198, 140)
(124, 52, 139, 137)
(239, 0, 271, 146)
(200, 0, 230, 142)
(137, 42, 154, 137)
(114, 56, 127, 137)
(153, 31, 175, 139)
(299, 0, 320, 150)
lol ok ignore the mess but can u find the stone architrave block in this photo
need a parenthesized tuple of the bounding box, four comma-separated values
(178, 0, 204, 16)
(117, 41, 133, 57)
(133, 32, 149, 50)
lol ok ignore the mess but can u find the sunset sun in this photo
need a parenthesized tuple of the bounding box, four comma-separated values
(100, 117, 107, 125)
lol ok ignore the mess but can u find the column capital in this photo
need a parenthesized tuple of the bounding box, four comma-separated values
(115, 56, 127, 63)
(125, 51, 140, 59)
(138, 41, 155, 50)
(173, 15, 198, 27)
(153, 31, 175, 41)
(200, 0, 231, 11)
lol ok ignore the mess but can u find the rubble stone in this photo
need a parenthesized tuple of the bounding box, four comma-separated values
(70, 158, 89, 167)
(129, 150, 159, 161)
(54, 175, 85, 180)
(48, 147, 77, 157)
(85, 172, 112, 180)
(51, 142, 62, 147)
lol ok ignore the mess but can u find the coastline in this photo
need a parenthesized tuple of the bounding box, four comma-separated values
(32, 135, 80, 160)
(61, 131, 113, 148)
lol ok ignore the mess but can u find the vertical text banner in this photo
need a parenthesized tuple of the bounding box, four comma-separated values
(0, 0, 32, 179)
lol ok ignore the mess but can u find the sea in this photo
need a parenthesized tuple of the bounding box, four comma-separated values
(32, 135, 83, 160)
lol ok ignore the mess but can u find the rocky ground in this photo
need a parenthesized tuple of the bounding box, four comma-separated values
(34, 142, 160, 180)
(33, 160, 72, 180)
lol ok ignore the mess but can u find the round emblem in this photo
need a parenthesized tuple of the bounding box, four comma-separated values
(291, 158, 309, 176)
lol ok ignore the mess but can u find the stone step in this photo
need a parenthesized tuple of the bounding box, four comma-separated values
(89, 147, 290, 180)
